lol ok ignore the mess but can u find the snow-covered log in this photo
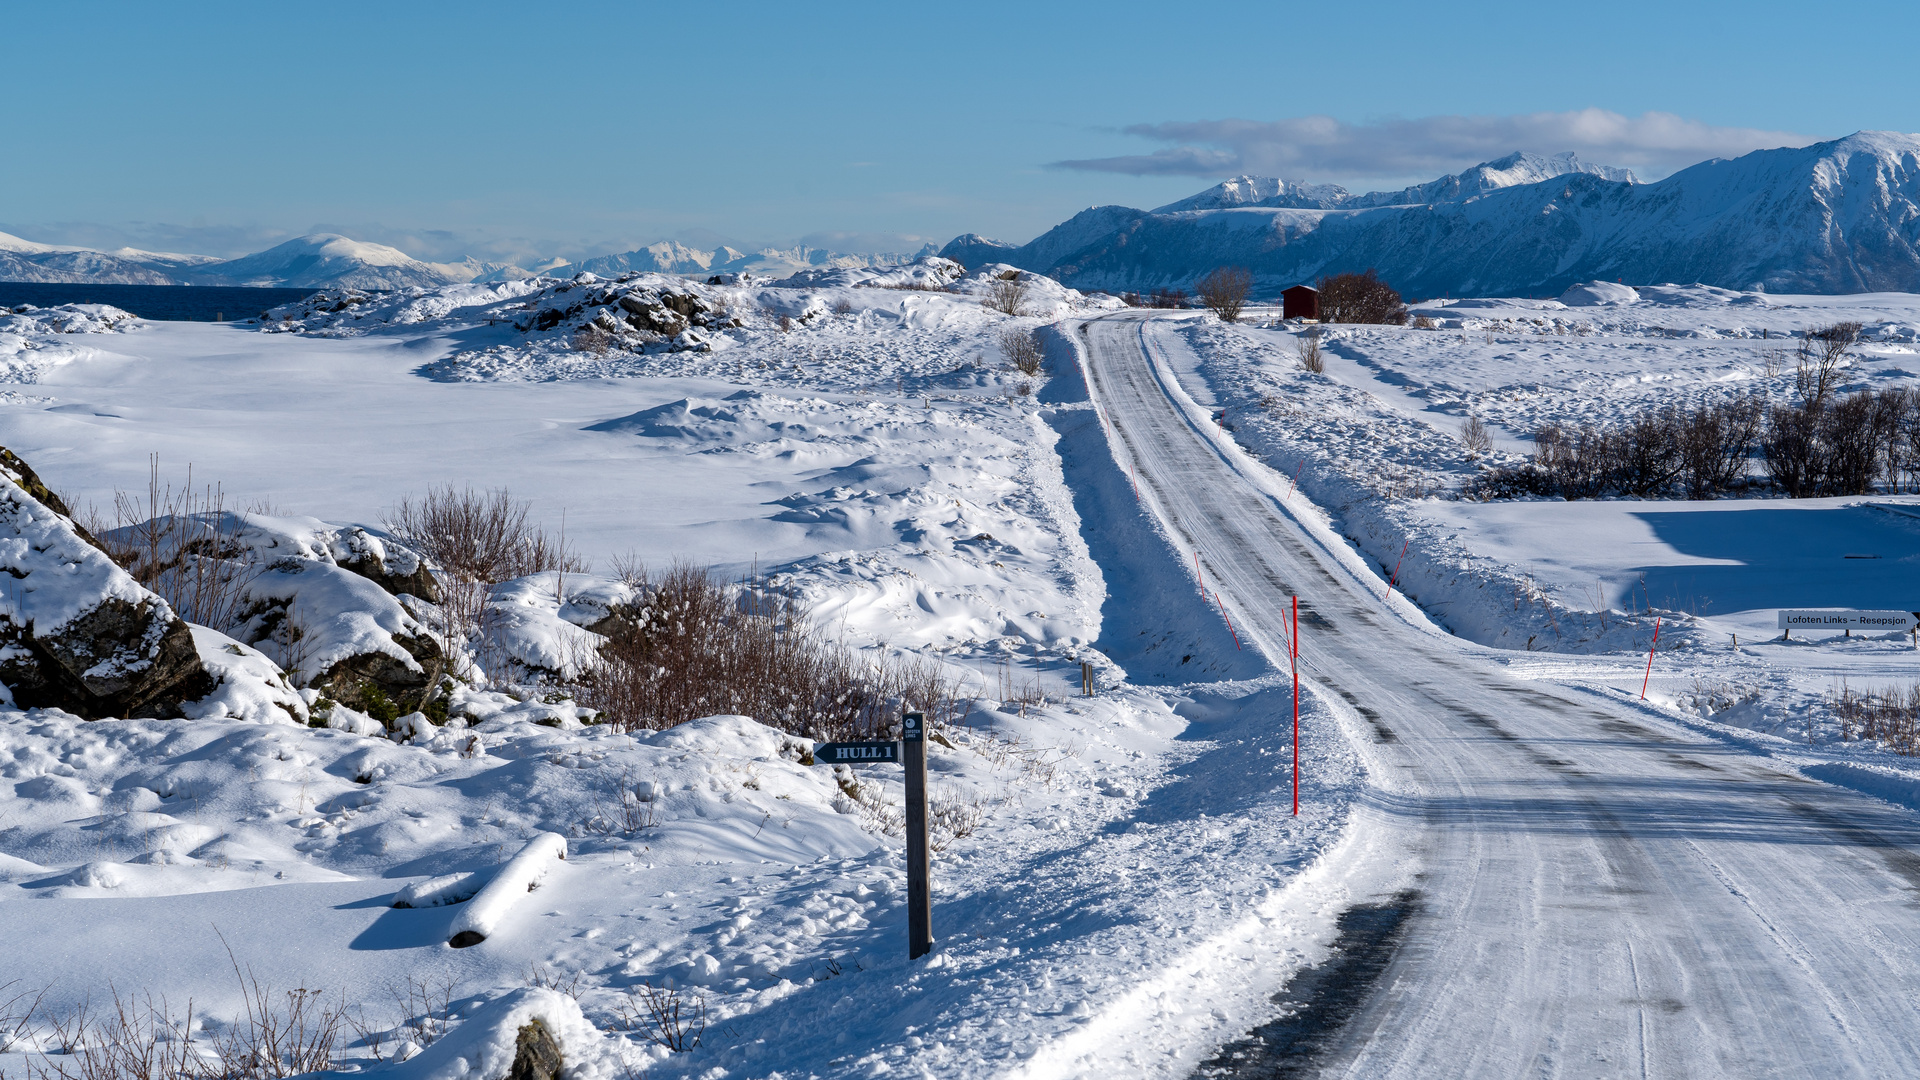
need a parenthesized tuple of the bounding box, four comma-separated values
(392, 869, 485, 909)
(447, 832, 567, 948)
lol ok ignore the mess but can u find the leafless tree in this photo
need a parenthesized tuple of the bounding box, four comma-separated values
(1196, 266, 1253, 323)
(1315, 269, 1409, 325)
(1795, 321, 1862, 408)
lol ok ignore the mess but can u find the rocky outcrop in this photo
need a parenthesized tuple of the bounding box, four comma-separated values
(517, 275, 739, 352)
(236, 558, 444, 716)
(0, 450, 213, 718)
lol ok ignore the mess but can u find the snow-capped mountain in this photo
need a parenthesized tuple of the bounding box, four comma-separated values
(0, 231, 207, 284)
(1149, 153, 1638, 214)
(944, 134, 1920, 296)
(197, 234, 481, 289)
(0, 229, 937, 291)
(550, 242, 942, 281)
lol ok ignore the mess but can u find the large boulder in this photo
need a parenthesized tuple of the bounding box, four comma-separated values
(236, 558, 443, 717)
(0, 451, 213, 718)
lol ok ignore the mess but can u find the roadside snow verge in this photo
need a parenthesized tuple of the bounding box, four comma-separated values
(1801, 762, 1920, 813)
(1007, 807, 1413, 1080)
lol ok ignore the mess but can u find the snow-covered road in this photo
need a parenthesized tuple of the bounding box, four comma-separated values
(1082, 313, 1920, 1077)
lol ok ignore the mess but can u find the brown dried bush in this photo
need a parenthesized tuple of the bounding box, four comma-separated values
(575, 562, 971, 741)
(1314, 269, 1408, 325)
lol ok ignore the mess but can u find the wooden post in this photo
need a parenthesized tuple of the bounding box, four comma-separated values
(1081, 661, 1092, 696)
(902, 710, 932, 960)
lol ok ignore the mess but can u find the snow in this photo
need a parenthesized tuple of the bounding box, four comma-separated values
(5, 258, 1920, 1076)
(948, 131, 1920, 297)
(447, 832, 568, 947)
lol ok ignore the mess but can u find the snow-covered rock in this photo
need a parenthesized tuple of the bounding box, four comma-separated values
(237, 558, 442, 709)
(0, 449, 211, 718)
(0, 303, 140, 334)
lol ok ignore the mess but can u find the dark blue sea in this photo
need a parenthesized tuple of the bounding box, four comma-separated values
(0, 282, 320, 322)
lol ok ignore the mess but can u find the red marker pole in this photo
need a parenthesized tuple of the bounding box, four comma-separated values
(1289, 461, 1303, 499)
(1383, 540, 1409, 601)
(1214, 592, 1241, 649)
(1640, 616, 1662, 700)
(1292, 594, 1300, 816)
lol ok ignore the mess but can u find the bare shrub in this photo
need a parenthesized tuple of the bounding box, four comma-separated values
(575, 562, 971, 741)
(26, 990, 203, 1080)
(1480, 395, 1767, 500)
(928, 789, 988, 852)
(1460, 415, 1492, 458)
(1679, 395, 1764, 498)
(1196, 266, 1253, 323)
(983, 276, 1028, 316)
(832, 298, 854, 315)
(1412, 314, 1437, 329)
(0, 980, 47, 1053)
(89, 457, 263, 633)
(1764, 387, 1914, 497)
(1296, 328, 1324, 373)
(1147, 287, 1188, 309)
(619, 983, 704, 1053)
(1830, 682, 1920, 754)
(998, 328, 1043, 375)
(1315, 269, 1408, 325)
(214, 978, 342, 1079)
(385, 486, 584, 585)
(570, 323, 614, 355)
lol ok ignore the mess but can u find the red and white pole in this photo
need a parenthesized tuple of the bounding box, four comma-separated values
(1292, 594, 1300, 816)
(1640, 616, 1662, 700)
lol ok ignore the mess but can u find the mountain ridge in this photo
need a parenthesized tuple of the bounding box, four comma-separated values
(941, 133, 1920, 297)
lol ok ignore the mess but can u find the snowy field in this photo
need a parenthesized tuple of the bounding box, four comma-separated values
(5, 270, 1920, 1077)
(0, 270, 1368, 1079)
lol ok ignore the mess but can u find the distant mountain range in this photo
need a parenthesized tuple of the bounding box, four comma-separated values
(0, 231, 937, 291)
(941, 133, 1920, 297)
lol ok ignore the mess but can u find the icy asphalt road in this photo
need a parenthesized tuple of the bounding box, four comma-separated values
(1080, 313, 1920, 1078)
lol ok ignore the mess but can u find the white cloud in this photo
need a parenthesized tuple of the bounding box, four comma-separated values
(1053, 109, 1821, 181)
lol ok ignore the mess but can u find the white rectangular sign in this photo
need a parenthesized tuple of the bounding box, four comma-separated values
(1778, 609, 1918, 631)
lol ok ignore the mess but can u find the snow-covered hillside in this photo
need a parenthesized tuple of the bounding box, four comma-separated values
(944, 132, 1920, 297)
(199, 234, 490, 290)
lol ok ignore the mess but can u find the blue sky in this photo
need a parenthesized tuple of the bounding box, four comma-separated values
(5, 0, 1916, 264)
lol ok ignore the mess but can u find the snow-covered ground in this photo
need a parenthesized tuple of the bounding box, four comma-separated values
(1160, 285, 1920, 814)
(5, 273, 1920, 1078)
(0, 276, 1373, 1079)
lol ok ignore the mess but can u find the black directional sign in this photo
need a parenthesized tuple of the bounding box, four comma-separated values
(813, 740, 901, 764)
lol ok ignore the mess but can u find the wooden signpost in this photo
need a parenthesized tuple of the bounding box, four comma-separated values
(812, 710, 932, 960)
